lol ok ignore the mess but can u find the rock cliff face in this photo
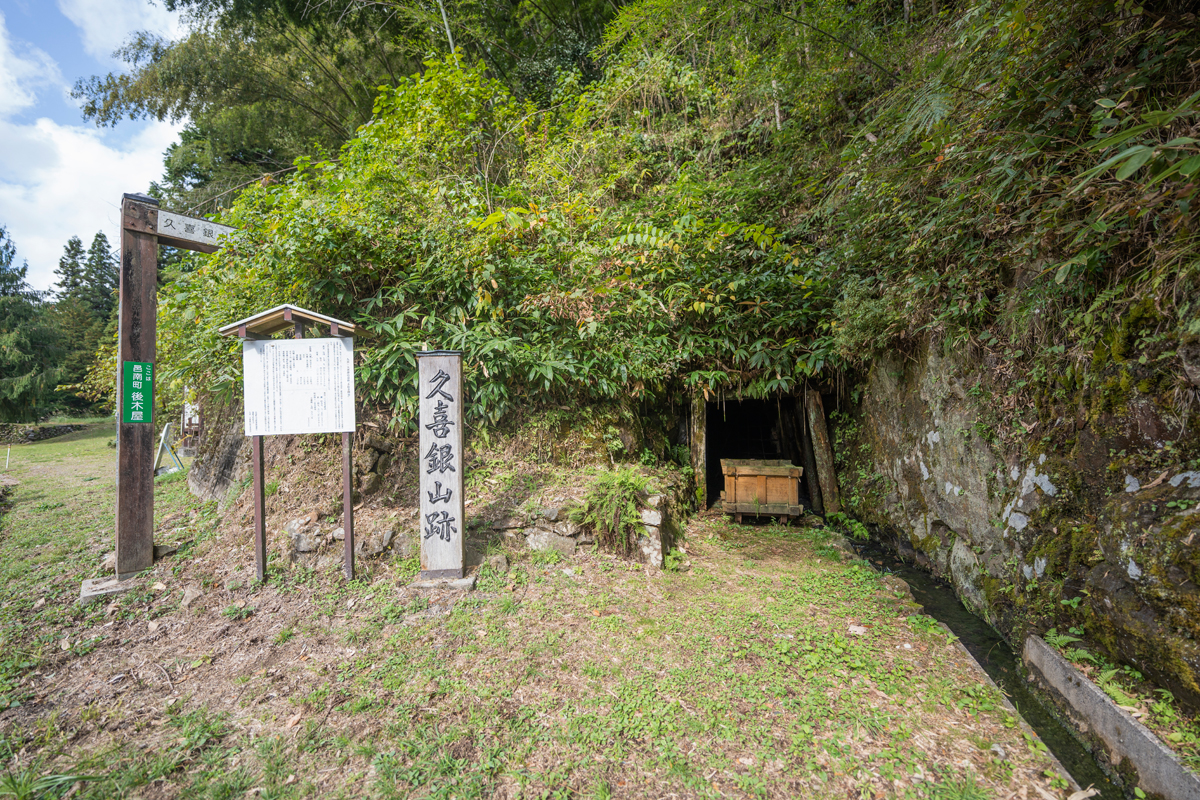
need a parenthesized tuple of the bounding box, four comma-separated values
(846, 344, 1200, 709)
(187, 398, 249, 508)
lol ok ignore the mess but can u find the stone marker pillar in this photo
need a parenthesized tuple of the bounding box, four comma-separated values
(417, 351, 465, 579)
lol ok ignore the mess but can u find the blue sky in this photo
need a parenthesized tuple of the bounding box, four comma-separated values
(0, 0, 183, 291)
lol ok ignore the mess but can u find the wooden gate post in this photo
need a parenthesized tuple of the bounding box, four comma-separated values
(115, 194, 160, 577)
(109, 198, 236, 588)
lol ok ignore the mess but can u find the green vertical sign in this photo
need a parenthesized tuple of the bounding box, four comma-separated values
(122, 361, 154, 424)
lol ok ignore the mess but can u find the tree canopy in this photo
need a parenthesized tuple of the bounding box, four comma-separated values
(47, 0, 1196, 446)
(74, 0, 619, 213)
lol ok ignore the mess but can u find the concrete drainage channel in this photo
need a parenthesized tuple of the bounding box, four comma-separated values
(855, 538, 1200, 798)
(1024, 635, 1200, 800)
(853, 540, 1122, 796)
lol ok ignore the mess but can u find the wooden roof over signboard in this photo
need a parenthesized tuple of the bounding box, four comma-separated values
(218, 304, 356, 337)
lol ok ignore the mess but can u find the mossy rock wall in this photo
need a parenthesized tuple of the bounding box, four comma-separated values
(848, 342, 1200, 710)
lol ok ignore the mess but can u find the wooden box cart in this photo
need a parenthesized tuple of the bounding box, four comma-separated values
(720, 459, 803, 522)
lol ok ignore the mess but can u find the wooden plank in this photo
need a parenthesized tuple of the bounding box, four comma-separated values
(722, 458, 793, 468)
(806, 389, 841, 514)
(343, 431, 355, 580)
(724, 502, 802, 515)
(115, 195, 159, 577)
(720, 460, 801, 477)
(251, 435, 266, 582)
(757, 475, 767, 505)
(738, 465, 803, 477)
(766, 477, 789, 505)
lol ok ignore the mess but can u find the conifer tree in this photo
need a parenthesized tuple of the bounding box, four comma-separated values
(54, 235, 86, 301)
(83, 231, 118, 319)
(0, 227, 62, 421)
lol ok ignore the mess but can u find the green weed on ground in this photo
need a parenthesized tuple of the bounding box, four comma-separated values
(0, 431, 1071, 799)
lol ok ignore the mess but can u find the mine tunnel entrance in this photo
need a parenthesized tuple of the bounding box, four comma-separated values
(704, 397, 813, 511)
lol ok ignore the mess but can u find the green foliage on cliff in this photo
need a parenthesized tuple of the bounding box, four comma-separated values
(157, 0, 1200, 429)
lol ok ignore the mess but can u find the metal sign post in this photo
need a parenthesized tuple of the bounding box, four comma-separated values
(114, 195, 236, 578)
(417, 351, 465, 579)
(219, 305, 357, 581)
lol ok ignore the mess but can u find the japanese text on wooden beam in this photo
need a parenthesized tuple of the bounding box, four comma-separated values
(156, 210, 235, 252)
(417, 351, 465, 579)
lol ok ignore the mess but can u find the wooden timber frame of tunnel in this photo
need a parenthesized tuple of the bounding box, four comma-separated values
(688, 388, 840, 519)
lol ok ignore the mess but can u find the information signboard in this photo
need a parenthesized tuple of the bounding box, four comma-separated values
(242, 338, 355, 436)
(417, 351, 465, 578)
(121, 361, 154, 424)
(182, 398, 201, 432)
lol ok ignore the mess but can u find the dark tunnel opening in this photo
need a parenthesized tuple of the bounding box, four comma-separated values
(704, 397, 813, 511)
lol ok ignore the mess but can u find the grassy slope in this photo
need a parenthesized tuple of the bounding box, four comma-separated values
(0, 429, 1070, 798)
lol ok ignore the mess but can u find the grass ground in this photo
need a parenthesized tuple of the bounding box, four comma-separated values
(0, 424, 1074, 799)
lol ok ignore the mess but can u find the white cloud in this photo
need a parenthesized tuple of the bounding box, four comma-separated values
(56, 0, 180, 63)
(0, 4, 185, 292)
(0, 116, 183, 291)
(0, 11, 62, 116)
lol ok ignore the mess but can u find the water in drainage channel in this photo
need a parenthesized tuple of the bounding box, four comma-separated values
(853, 539, 1120, 797)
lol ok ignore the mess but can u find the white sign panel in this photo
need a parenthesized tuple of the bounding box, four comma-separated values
(157, 210, 236, 250)
(182, 399, 201, 430)
(242, 338, 355, 436)
(417, 351, 465, 578)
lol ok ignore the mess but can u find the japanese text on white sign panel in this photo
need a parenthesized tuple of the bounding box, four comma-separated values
(242, 338, 355, 436)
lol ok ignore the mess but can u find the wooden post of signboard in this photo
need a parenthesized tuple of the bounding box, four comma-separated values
(343, 429, 354, 580)
(219, 305, 357, 582)
(417, 351, 465, 579)
(251, 435, 266, 581)
(115, 194, 159, 577)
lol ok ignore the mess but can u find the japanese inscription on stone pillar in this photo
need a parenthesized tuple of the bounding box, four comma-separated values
(417, 351, 465, 578)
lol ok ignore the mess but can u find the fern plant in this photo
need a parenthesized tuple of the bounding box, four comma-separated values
(1043, 627, 1082, 649)
(572, 468, 649, 556)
